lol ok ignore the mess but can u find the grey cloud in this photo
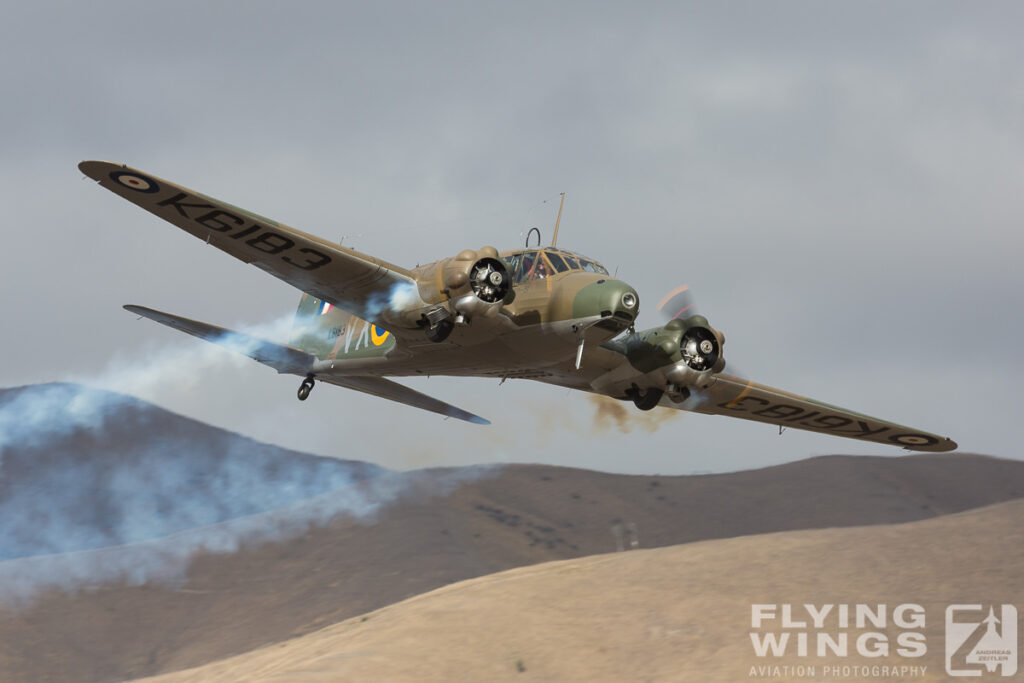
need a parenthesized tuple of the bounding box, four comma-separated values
(0, 1, 1020, 474)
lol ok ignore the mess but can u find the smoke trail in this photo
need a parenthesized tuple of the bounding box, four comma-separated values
(0, 309, 496, 606)
(0, 426, 491, 607)
(356, 281, 424, 323)
(94, 310, 298, 401)
(586, 394, 683, 434)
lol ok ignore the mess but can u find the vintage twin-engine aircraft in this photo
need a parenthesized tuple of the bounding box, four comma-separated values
(79, 161, 957, 452)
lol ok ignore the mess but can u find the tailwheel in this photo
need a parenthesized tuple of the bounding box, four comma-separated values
(426, 319, 454, 343)
(629, 386, 664, 411)
(297, 375, 315, 401)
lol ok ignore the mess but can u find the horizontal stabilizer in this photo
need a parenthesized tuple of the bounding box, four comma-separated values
(321, 375, 490, 425)
(124, 305, 488, 425)
(124, 305, 315, 375)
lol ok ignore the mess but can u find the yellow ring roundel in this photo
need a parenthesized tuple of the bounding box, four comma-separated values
(370, 325, 391, 346)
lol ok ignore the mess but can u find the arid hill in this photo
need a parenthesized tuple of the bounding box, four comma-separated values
(0, 383, 383, 559)
(138, 499, 1024, 683)
(0, 384, 1020, 682)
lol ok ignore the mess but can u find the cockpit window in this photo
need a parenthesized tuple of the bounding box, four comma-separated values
(577, 258, 608, 274)
(505, 252, 524, 281)
(546, 252, 569, 273)
(515, 251, 539, 283)
(506, 248, 608, 279)
(532, 254, 550, 279)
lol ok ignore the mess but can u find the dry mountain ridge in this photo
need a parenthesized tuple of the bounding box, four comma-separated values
(0, 383, 1021, 682)
(139, 498, 1024, 683)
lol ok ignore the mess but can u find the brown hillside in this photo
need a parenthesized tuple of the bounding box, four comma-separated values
(138, 499, 1024, 683)
(1, 450, 1022, 682)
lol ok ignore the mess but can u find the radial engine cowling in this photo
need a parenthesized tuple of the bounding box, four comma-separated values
(415, 246, 512, 319)
(467, 256, 509, 303)
(624, 316, 725, 387)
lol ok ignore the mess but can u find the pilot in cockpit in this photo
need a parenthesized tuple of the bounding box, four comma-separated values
(534, 259, 547, 279)
(520, 253, 535, 280)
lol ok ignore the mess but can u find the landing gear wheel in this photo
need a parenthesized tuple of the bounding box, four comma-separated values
(297, 375, 315, 401)
(629, 387, 664, 411)
(426, 319, 454, 343)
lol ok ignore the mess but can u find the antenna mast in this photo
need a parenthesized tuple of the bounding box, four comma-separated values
(551, 192, 565, 247)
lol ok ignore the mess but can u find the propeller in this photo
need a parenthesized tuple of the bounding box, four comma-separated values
(656, 284, 699, 321)
(655, 283, 736, 378)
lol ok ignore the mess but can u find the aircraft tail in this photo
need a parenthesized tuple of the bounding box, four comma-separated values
(290, 294, 395, 361)
(124, 303, 488, 425)
(290, 294, 354, 359)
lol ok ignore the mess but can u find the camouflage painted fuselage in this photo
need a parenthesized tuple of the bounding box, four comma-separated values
(289, 246, 639, 391)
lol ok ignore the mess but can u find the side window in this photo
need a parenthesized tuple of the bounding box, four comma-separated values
(516, 251, 539, 283)
(505, 253, 523, 281)
(579, 259, 599, 273)
(561, 254, 580, 270)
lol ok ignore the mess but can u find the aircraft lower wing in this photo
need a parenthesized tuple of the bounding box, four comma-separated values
(686, 373, 957, 452)
(125, 305, 489, 425)
(320, 376, 489, 425)
(82, 161, 420, 336)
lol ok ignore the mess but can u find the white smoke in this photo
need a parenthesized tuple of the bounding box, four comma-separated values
(387, 281, 422, 311)
(0, 450, 488, 607)
(93, 310, 298, 401)
(361, 280, 424, 322)
(0, 309, 497, 606)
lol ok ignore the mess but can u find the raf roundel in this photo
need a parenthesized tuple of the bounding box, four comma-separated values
(889, 434, 938, 447)
(370, 325, 391, 346)
(109, 170, 160, 194)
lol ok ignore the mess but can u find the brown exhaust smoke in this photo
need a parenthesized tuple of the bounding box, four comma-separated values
(586, 394, 683, 434)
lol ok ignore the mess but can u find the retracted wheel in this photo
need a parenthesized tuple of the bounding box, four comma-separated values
(297, 375, 315, 401)
(426, 319, 454, 343)
(630, 386, 664, 411)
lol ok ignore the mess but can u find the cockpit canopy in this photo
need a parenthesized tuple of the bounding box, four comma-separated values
(504, 248, 609, 284)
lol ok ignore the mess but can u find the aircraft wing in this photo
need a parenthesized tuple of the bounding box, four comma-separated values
(81, 161, 418, 333)
(319, 376, 490, 425)
(685, 372, 957, 452)
(125, 305, 489, 425)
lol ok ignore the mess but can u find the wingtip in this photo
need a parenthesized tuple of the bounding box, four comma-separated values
(905, 438, 958, 453)
(78, 160, 104, 176)
(78, 159, 126, 180)
(469, 416, 492, 426)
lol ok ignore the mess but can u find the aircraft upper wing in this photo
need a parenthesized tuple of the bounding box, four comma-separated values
(80, 161, 418, 334)
(683, 372, 957, 452)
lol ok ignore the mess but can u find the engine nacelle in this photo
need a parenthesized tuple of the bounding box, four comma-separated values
(624, 316, 725, 384)
(452, 292, 504, 319)
(415, 247, 511, 305)
(405, 247, 514, 337)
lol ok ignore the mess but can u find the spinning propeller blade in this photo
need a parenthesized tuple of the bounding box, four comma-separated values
(656, 284, 699, 321)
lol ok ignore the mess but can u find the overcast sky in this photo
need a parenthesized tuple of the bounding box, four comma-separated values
(2, 2, 1021, 475)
